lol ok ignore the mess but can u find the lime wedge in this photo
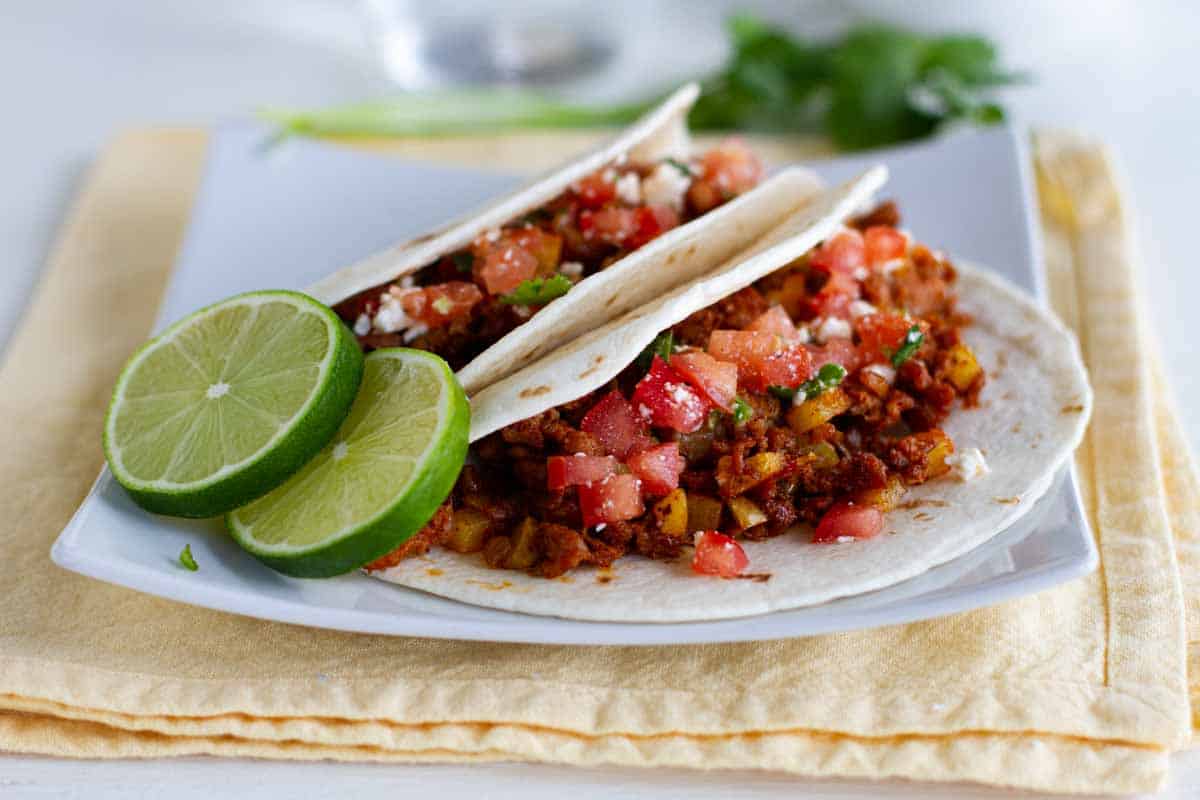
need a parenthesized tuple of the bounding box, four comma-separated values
(226, 348, 469, 578)
(104, 290, 363, 518)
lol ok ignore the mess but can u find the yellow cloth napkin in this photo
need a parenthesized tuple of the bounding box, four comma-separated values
(0, 128, 1194, 795)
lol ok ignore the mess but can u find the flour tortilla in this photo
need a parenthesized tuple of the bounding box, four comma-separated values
(305, 83, 825, 395)
(373, 197, 1092, 622)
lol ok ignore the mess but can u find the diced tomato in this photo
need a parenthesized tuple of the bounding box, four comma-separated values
(628, 204, 680, 248)
(671, 351, 738, 411)
(546, 454, 618, 492)
(805, 338, 861, 372)
(626, 443, 686, 496)
(578, 207, 639, 246)
(856, 313, 927, 364)
(752, 345, 814, 390)
(691, 531, 750, 577)
(580, 391, 654, 460)
(575, 170, 617, 209)
(708, 330, 782, 374)
(812, 502, 884, 543)
(801, 264, 863, 320)
(810, 229, 865, 275)
(687, 138, 763, 213)
(397, 282, 483, 327)
(631, 357, 712, 433)
(474, 241, 538, 296)
(747, 305, 801, 340)
(578, 474, 644, 527)
(510, 226, 563, 273)
(863, 226, 907, 265)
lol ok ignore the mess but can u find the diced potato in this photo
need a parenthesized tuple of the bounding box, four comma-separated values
(445, 509, 490, 553)
(911, 430, 954, 477)
(787, 388, 852, 434)
(653, 488, 689, 537)
(746, 451, 787, 481)
(943, 343, 983, 392)
(797, 441, 839, 470)
(505, 517, 541, 569)
(856, 475, 906, 511)
(686, 493, 723, 533)
(482, 536, 512, 568)
(727, 497, 767, 529)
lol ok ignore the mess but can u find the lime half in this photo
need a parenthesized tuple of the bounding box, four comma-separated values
(226, 348, 469, 577)
(104, 290, 363, 518)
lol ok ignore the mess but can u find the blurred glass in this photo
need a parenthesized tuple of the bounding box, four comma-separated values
(362, 0, 621, 90)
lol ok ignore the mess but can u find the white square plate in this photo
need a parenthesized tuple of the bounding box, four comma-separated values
(52, 125, 1096, 645)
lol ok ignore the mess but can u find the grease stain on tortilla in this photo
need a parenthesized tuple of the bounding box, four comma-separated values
(993, 496, 1021, 505)
(556, 575, 574, 584)
(466, 579, 514, 591)
(1061, 403, 1086, 414)
(519, 385, 551, 398)
(425, 568, 443, 577)
(596, 568, 616, 584)
(897, 498, 949, 510)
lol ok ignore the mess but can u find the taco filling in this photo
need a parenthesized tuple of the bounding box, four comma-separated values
(366, 203, 988, 579)
(333, 139, 763, 370)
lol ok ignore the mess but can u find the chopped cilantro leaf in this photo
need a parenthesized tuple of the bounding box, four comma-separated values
(787, 363, 848, 401)
(636, 331, 675, 371)
(451, 251, 474, 273)
(733, 397, 753, 424)
(663, 157, 694, 177)
(179, 544, 198, 572)
(769, 385, 797, 402)
(498, 274, 572, 306)
(890, 326, 924, 367)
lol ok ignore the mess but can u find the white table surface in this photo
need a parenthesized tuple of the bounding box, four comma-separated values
(1, 1, 1195, 797)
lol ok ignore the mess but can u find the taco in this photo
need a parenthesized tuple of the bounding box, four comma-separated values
(308, 83, 825, 394)
(366, 175, 1092, 623)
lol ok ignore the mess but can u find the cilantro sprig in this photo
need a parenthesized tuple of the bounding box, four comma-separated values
(498, 274, 572, 306)
(890, 326, 924, 367)
(179, 544, 198, 572)
(732, 397, 754, 424)
(264, 18, 1019, 153)
(636, 331, 675, 371)
(771, 363, 847, 402)
(663, 157, 694, 176)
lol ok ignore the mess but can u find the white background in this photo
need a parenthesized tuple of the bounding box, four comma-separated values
(1, 1, 1196, 797)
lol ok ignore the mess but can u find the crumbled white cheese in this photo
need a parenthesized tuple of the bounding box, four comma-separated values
(862, 362, 896, 385)
(641, 163, 691, 211)
(881, 258, 905, 274)
(815, 316, 852, 342)
(793, 325, 812, 344)
(511, 305, 532, 319)
(945, 447, 989, 482)
(353, 313, 371, 336)
(559, 261, 584, 278)
(594, 524, 606, 533)
(402, 323, 429, 343)
(484, 228, 501, 243)
(373, 294, 412, 333)
(852, 267, 869, 281)
(399, 275, 416, 288)
(614, 172, 641, 205)
(602, 167, 616, 183)
(849, 300, 877, 318)
(836, 536, 855, 543)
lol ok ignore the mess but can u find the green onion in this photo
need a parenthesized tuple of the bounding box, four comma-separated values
(498, 274, 572, 306)
(179, 544, 198, 572)
(637, 331, 676, 371)
(733, 397, 754, 424)
(890, 326, 924, 367)
(794, 363, 848, 400)
(769, 386, 798, 402)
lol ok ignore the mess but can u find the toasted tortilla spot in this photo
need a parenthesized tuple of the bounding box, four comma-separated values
(993, 496, 1021, 505)
(736, 573, 772, 582)
(897, 498, 949, 510)
(466, 579, 513, 591)
(425, 568, 443, 576)
(912, 511, 935, 522)
(1061, 403, 1086, 414)
(519, 385, 551, 398)
(597, 575, 613, 584)
(578, 354, 608, 379)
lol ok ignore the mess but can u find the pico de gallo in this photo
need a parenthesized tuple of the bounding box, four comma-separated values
(365, 202, 988, 579)
(333, 139, 763, 370)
